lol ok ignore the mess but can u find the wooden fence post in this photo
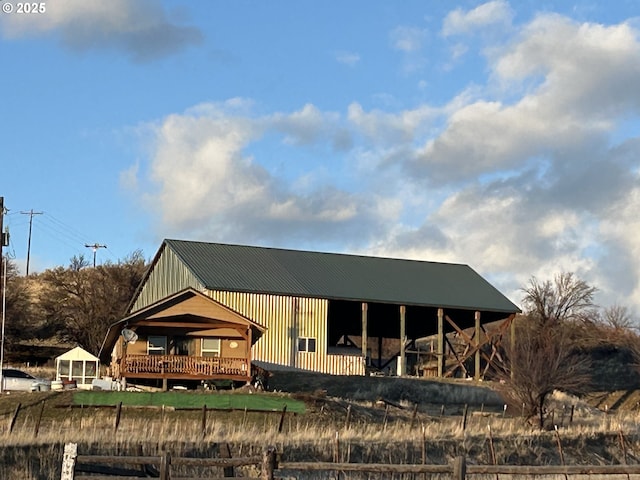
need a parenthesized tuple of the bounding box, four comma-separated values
(34, 400, 46, 438)
(8, 402, 21, 434)
(60, 442, 77, 480)
(219, 442, 235, 478)
(344, 404, 352, 431)
(453, 455, 466, 480)
(159, 447, 170, 480)
(114, 401, 122, 432)
(333, 431, 340, 463)
(201, 404, 207, 437)
(410, 403, 418, 429)
(461, 404, 468, 431)
(261, 446, 277, 480)
(278, 405, 287, 433)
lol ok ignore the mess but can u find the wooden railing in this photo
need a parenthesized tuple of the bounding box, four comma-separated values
(121, 354, 248, 378)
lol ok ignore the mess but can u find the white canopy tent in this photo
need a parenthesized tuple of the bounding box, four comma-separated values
(55, 346, 99, 388)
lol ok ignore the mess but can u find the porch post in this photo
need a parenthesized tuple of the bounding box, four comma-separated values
(510, 314, 516, 380)
(247, 326, 253, 380)
(361, 303, 368, 367)
(437, 308, 444, 378)
(474, 311, 481, 380)
(399, 305, 406, 377)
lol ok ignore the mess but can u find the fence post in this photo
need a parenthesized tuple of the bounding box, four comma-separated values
(159, 447, 170, 480)
(452, 455, 466, 480)
(34, 400, 46, 438)
(114, 401, 122, 432)
(60, 442, 77, 480)
(277, 405, 287, 433)
(261, 446, 277, 480)
(8, 402, 21, 434)
(201, 404, 207, 437)
(344, 404, 352, 431)
(219, 442, 235, 478)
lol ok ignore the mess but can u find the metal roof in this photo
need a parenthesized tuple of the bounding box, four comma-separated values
(163, 239, 520, 314)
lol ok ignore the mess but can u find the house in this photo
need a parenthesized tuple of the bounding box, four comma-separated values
(115, 239, 520, 379)
(99, 287, 265, 390)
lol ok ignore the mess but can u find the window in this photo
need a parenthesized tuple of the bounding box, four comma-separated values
(298, 337, 316, 353)
(201, 338, 221, 357)
(148, 336, 167, 355)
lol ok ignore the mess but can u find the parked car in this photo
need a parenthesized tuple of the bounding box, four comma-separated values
(1, 368, 51, 392)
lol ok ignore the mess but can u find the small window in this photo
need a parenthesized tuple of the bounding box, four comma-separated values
(201, 338, 221, 357)
(148, 336, 167, 355)
(298, 337, 316, 353)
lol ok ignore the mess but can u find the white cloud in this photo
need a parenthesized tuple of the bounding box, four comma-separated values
(0, 0, 202, 61)
(127, 11, 640, 312)
(390, 26, 427, 52)
(442, 0, 514, 37)
(336, 51, 361, 66)
(135, 102, 390, 249)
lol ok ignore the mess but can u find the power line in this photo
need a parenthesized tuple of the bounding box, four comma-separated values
(20, 209, 43, 276)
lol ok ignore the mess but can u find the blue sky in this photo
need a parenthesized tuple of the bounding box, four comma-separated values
(1, 0, 639, 312)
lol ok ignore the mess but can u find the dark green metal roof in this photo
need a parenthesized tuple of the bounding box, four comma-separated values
(163, 239, 520, 314)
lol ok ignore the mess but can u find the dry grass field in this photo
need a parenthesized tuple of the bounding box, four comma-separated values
(1, 369, 640, 479)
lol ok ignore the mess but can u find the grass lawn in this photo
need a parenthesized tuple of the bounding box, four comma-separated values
(72, 391, 306, 413)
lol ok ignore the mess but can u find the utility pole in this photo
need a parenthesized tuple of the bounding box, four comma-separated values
(1, 197, 8, 391)
(20, 209, 43, 276)
(85, 243, 107, 267)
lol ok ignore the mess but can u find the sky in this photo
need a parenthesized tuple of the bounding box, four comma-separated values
(1, 0, 639, 313)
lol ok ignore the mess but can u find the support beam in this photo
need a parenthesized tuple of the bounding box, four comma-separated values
(437, 308, 444, 378)
(510, 314, 516, 380)
(361, 302, 368, 366)
(399, 305, 406, 377)
(474, 311, 481, 380)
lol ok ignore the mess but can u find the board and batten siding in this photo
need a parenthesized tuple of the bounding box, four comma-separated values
(130, 247, 364, 375)
(131, 248, 205, 312)
(208, 290, 364, 375)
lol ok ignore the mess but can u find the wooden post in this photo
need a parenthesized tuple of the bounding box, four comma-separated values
(333, 431, 340, 463)
(261, 446, 277, 480)
(114, 401, 122, 432)
(344, 404, 352, 431)
(437, 308, 444, 377)
(219, 442, 235, 478)
(399, 305, 406, 377)
(361, 302, 368, 367)
(510, 315, 516, 380)
(60, 443, 77, 480)
(34, 400, 45, 438)
(159, 447, 170, 480)
(8, 402, 21, 434)
(201, 404, 207, 437)
(277, 405, 287, 433)
(461, 404, 469, 431)
(421, 424, 426, 464)
(453, 455, 467, 480)
(474, 311, 481, 380)
(410, 403, 418, 429)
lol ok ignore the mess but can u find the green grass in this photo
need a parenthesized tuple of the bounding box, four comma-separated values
(72, 391, 306, 413)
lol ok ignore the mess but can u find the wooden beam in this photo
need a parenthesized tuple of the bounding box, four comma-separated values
(475, 311, 481, 381)
(399, 305, 406, 377)
(361, 303, 368, 366)
(437, 308, 444, 378)
(134, 320, 239, 329)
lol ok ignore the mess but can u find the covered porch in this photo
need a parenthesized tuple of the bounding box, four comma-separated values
(100, 288, 265, 389)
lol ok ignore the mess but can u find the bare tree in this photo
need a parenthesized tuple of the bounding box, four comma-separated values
(522, 272, 597, 326)
(35, 251, 147, 354)
(501, 317, 591, 429)
(500, 272, 597, 429)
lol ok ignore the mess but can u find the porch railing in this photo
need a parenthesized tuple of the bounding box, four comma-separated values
(121, 354, 248, 378)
